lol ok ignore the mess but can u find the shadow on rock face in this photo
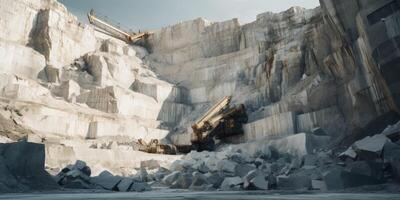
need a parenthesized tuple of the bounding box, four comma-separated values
(0, 141, 59, 193)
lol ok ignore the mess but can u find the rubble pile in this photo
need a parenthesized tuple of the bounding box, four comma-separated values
(55, 160, 152, 192)
(148, 122, 400, 192)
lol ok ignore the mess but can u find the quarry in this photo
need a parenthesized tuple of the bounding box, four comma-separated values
(0, 0, 400, 199)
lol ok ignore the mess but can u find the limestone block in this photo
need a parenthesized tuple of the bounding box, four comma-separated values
(277, 174, 311, 190)
(59, 80, 80, 102)
(171, 173, 193, 189)
(157, 102, 191, 125)
(381, 121, 400, 141)
(140, 160, 160, 170)
(130, 79, 158, 100)
(0, 142, 58, 191)
(323, 167, 383, 190)
(0, 0, 66, 44)
(0, 75, 50, 101)
(297, 106, 345, 137)
(162, 171, 181, 186)
(0, 39, 46, 79)
(44, 65, 60, 83)
(116, 178, 134, 192)
(77, 86, 160, 119)
(235, 164, 256, 178)
(220, 176, 243, 191)
(91, 170, 122, 190)
(268, 133, 331, 156)
(87, 120, 169, 142)
(243, 170, 268, 190)
(243, 112, 296, 141)
(30, 8, 96, 67)
(46, 143, 182, 176)
(190, 172, 210, 189)
(311, 180, 327, 191)
(129, 182, 151, 192)
(85, 52, 141, 88)
(217, 160, 237, 174)
(353, 134, 390, 160)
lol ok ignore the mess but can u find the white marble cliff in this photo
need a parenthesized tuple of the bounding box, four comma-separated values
(0, 0, 399, 181)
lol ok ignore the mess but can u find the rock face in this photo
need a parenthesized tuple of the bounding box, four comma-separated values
(1, 0, 400, 189)
(146, 0, 400, 144)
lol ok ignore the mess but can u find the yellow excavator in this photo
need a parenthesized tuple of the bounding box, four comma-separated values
(87, 9, 152, 43)
(138, 96, 248, 154)
(190, 96, 248, 151)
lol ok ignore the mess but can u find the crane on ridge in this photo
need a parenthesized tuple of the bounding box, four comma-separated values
(87, 9, 152, 43)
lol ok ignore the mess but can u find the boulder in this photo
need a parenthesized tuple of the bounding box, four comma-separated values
(59, 80, 80, 102)
(243, 170, 268, 190)
(235, 164, 256, 177)
(154, 167, 170, 181)
(311, 180, 327, 191)
(0, 142, 58, 191)
(90, 170, 122, 190)
(140, 159, 160, 170)
(268, 133, 330, 156)
(323, 167, 383, 190)
(220, 176, 243, 191)
(44, 65, 60, 83)
(193, 161, 209, 173)
(169, 160, 195, 172)
(338, 147, 357, 160)
(129, 182, 152, 192)
(171, 173, 193, 189)
(228, 152, 253, 164)
(381, 121, 400, 141)
(162, 171, 181, 186)
(347, 161, 384, 180)
(204, 172, 225, 188)
(135, 168, 149, 182)
(117, 178, 134, 192)
(189, 172, 210, 190)
(353, 134, 389, 160)
(217, 159, 237, 174)
(303, 155, 318, 167)
(383, 142, 400, 180)
(63, 179, 92, 189)
(205, 156, 219, 172)
(277, 174, 311, 190)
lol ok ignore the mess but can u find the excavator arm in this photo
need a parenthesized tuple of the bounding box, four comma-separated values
(191, 96, 247, 151)
(87, 9, 152, 43)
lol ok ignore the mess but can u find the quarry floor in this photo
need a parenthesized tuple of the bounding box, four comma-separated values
(1, 190, 400, 200)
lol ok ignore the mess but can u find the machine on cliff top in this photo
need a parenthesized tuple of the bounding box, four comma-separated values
(87, 9, 152, 43)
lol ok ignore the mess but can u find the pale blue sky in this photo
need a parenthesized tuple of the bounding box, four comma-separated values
(58, 0, 320, 31)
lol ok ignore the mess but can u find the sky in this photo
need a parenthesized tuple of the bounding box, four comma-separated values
(58, 0, 320, 31)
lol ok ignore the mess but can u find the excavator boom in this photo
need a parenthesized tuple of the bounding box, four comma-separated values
(191, 96, 247, 151)
(87, 9, 151, 43)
